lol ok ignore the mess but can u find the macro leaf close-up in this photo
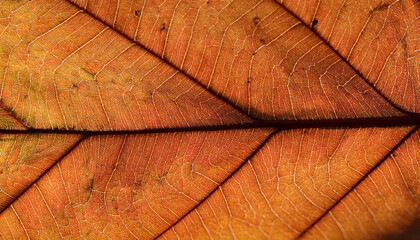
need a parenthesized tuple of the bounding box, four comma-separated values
(0, 0, 419, 239)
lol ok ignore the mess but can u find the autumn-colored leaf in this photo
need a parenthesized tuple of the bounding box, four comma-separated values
(0, 0, 419, 239)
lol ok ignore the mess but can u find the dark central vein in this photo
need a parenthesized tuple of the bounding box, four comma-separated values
(0, 115, 418, 134)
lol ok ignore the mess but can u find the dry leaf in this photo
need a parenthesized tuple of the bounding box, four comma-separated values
(0, 0, 418, 239)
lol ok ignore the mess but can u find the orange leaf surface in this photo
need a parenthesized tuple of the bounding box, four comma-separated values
(0, 0, 419, 239)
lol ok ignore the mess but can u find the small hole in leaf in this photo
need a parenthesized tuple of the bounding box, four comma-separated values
(312, 19, 318, 27)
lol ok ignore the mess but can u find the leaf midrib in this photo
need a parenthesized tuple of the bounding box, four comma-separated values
(0, 116, 418, 134)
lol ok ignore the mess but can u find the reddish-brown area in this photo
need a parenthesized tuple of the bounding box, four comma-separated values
(0, 0, 418, 239)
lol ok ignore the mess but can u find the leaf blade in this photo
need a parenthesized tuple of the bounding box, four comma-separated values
(0, 0, 252, 130)
(0, 128, 273, 239)
(67, 0, 407, 120)
(159, 127, 415, 239)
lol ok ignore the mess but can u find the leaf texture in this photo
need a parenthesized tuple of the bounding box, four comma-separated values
(0, 105, 27, 130)
(279, 0, 420, 113)
(67, 0, 406, 120)
(302, 130, 420, 239)
(0, 0, 418, 239)
(0, 133, 82, 212)
(159, 127, 415, 239)
(0, 129, 272, 239)
(0, 0, 251, 130)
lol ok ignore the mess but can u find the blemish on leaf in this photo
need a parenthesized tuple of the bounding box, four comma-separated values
(81, 67, 95, 78)
(85, 178, 94, 192)
(134, 10, 141, 17)
(156, 172, 169, 184)
(312, 19, 318, 28)
(253, 17, 260, 26)
(371, 3, 390, 13)
(160, 23, 166, 31)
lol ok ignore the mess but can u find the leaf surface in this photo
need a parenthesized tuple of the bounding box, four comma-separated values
(0, 133, 83, 212)
(0, 0, 251, 130)
(0, 0, 418, 239)
(68, 0, 406, 120)
(302, 130, 420, 239)
(0, 129, 272, 239)
(279, 0, 420, 113)
(158, 127, 415, 239)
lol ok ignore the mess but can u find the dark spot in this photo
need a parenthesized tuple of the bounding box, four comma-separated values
(207, 1, 210, 4)
(81, 67, 95, 78)
(111, 198, 118, 210)
(134, 10, 141, 17)
(401, 36, 408, 53)
(85, 178, 94, 192)
(160, 23, 166, 31)
(253, 17, 260, 25)
(371, 3, 390, 13)
(312, 19, 318, 27)
(247, 78, 251, 84)
(252, 52, 256, 56)
(156, 172, 169, 184)
(72, 84, 78, 89)
(259, 39, 265, 44)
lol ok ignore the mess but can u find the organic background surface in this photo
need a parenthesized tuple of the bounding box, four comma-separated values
(0, 0, 419, 239)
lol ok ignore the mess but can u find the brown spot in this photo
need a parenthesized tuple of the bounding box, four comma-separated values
(134, 10, 141, 17)
(260, 39, 265, 44)
(312, 19, 318, 28)
(160, 23, 166, 31)
(372, 3, 390, 13)
(85, 178, 94, 192)
(253, 17, 260, 25)
(82, 67, 95, 78)
(156, 172, 169, 184)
